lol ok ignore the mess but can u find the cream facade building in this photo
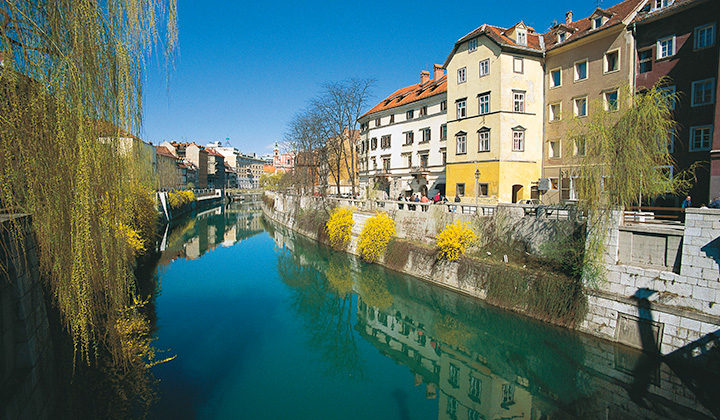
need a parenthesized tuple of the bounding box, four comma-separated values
(542, 0, 646, 203)
(358, 66, 448, 199)
(444, 23, 545, 203)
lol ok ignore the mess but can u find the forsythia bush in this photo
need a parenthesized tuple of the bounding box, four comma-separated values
(436, 220, 477, 261)
(168, 190, 196, 209)
(326, 207, 355, 249)
(358, 212, 395, 262)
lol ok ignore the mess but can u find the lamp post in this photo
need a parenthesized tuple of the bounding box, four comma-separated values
(474, 169, 480, 207)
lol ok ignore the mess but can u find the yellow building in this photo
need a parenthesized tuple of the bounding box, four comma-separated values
(443, 22, 545, 203)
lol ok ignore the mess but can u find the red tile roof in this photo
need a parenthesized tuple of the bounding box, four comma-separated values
(544, 0, 646, 50)
(443, 23, 544, 67)
(360, 75, 447, 120)
(632, 0, 705, 24)
(156, 146, 177, 159)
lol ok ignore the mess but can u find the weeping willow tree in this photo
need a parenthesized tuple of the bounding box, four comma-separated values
(566, 84, 696, 282)
(0, 1, 177, 365)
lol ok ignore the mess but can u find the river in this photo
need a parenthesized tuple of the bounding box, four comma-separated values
(142, 202, 719, 419)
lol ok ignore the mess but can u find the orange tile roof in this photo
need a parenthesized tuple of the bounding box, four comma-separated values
(360, 75, 447, 119)
(443, 23, 544, 67)
(156, 146, 178, 159)
(544, 0, 646, 50)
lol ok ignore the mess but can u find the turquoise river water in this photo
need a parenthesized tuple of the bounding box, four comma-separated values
(144, 202, 719, 419)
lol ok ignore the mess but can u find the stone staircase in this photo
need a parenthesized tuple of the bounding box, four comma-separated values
(351, 211, 373, 236)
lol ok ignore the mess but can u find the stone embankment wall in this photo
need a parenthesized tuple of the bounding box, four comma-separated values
(1, 214, 55, 420)
(267, 193, 720, 357)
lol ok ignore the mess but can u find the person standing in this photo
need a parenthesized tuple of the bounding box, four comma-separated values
(682, 195, 692, 209)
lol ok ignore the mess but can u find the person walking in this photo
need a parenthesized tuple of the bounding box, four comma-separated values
(681, 195, 692, 222)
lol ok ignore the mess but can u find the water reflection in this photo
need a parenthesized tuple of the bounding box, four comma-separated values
(272, 223, 719, 420)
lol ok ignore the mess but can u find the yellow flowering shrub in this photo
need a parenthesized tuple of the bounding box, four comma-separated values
(436, 220, 477, 261)
(358, 212, 395, 263)
(168, 190, 196, 209)
(326, 207, 355, 249)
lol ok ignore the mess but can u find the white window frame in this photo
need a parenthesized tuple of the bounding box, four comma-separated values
(468, 38, 478, 52)
(690, 125, 712, 151)
(517, 29, 527, 46)
(558, 32, 566, 43)
(479, 59, 490, 77)
(512, 127, 525, 152)
(549, 140, 561, 159)
(478, 93, 490, 115)
(604, 90, 619, 111)
(404, 131, 414, 145)
(457, 67, 467, 84)
(695, 23, 716, 50)
(456, 99, 467, 119)
(478, 128, 490, 152)
(574, 96, 588, 117)
(657, 35, 676, 59)
(574, 59, 588, 81)
(456, 133, 467, 155)
(604, 49, 620, 73)
(421, 127, 431, 143)
(513, 90, 525, 113)
(550, 68, 562, 88)
(593, 16, 604, 29)
(513, 57, 524, 74)
(549, 102, 561, 121)
(691, 78, 715, 106)
(440, 100, 447, 111)
(652, 0, 674, 11)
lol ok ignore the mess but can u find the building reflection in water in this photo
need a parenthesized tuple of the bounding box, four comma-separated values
(159, 202, 264, 264)
(271, 222, 718, 420)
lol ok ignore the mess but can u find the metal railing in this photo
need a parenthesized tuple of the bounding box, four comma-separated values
(623, 206, 684, 225)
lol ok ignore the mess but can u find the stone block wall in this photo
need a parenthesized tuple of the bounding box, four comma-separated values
(0, 214, 55, 420)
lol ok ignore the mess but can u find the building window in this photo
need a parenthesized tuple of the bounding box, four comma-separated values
(440, 124, 447, 141)
(512, 127, 525, 151)
(692, 79, 715, 106)
(404, 131, 414, 145)
(406, 154, 412, 168)
(550, 68, 561, 87)
(652, 0, 674, 10)
(479, 59, 490, 77)
(406, 110, 414, 120)
(371, 137, 377, 150)
(690, 126, 712, 151)
(657, 35, 676, 59)
(375, 117, 381, 127)
(558, 32, 566, 43)
(549, 140, 561, 158)
(449, 363, 459, 388)
(605, 50, 619, 73)
(468, 409, 481, 420)
(440, 100, 447, 111)
(639, 49, 652, 73)
(421, 128, 431, 143)
(456, 132, 467, 154)
(442, 150, 447, 164)
(419, 105, 427, 116)
(659, 85, 676, 109)
(550, 177, 559, 190)
(605, 90, 619, 111)
(373, 158, 377, 170)
(456, 99, 467, 119)
(381, 135, 391, 149)
(593, 16, 604, 29)
(458, 67, 467, 84)
(517, 29, 527, 46)
(478, 183, 489, 196)
(575, 60, 588, 81)
(695, 23, 715, 49)
(549, 103, 561, 121)
(574, 97, 587, 117)
(513, 91, 525, 113)
(468, 38, 477, 52)
(478, 92, 490, 115)
(420, 154, 428, 168)
(502, 384, 515, 406)
(513, 57, 524, 73)
(457, 183, 465, 196)
(478, 128, 490, 152)
(383, 158, 390, 172)
(575, 136, 586, 156)
(446, 396, 458, 419)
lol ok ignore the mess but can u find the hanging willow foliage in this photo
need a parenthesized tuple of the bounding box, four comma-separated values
(565, 84, 697, 283)
(0, 1, 177, 364)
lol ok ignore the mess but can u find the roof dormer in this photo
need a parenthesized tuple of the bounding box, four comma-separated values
(589, 8, 612, 29)
(652, 0, 674, 11)
(505, 21, 529, 46)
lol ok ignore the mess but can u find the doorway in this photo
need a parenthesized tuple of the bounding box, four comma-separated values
(512, 184, 523, 203)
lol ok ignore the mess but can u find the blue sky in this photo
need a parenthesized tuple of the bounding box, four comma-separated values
(142, 0, 609, 155)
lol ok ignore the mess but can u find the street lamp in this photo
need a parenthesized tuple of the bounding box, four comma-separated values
(474, 169, 480, 207)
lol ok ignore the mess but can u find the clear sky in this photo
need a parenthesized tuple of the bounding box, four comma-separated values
(141, 0, 609, 156)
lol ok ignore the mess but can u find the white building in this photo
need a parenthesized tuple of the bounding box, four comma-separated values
(358, 66, 447, 199)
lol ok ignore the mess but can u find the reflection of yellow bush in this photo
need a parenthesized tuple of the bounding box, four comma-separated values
(326, 207, 354, 250)
(435, 314, 472, 352)
(358, 212, 395, 263)
(168, 190, 196, 209)
(436, 220, 476, 261)
(326, 258, 353, 297)
(357, 270, 393, 310)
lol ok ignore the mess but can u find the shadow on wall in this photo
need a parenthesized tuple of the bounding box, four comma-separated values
(628, 287, 720, 417)
(701, 236, 720, 275)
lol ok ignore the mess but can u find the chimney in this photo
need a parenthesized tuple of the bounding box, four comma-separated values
(421, 70, 430, 84)
(565, 11, 573, 25)
(433, 64, 444, 81)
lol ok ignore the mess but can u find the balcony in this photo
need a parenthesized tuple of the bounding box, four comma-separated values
(410, 165, 429, 174)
